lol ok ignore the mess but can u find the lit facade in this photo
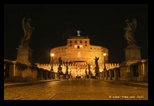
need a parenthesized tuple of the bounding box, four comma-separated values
(50, 36, 108, 65)
(36, 34, 120, 78)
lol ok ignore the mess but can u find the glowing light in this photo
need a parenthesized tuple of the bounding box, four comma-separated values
(103, 53, 107, 56)
(51, 53, 54, 57)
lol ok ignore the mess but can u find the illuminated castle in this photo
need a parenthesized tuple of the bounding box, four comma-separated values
(36, 31, 119, 78)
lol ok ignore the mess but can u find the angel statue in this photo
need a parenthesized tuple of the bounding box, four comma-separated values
(77, 30, 81, 36)
(95, 57, 99, 68)
(21, 18, 35, 48)
(124, 18, 137, 46)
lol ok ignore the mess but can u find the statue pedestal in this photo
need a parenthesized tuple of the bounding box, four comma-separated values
(95, 67, 99, 77)
(120, 45, 141, 66)
(16, 45, 32, 65)
(125, 45, 141, 61)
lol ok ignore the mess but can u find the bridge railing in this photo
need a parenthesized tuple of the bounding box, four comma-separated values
(4, 59, 55, 82)
(99, 59, 148, 82)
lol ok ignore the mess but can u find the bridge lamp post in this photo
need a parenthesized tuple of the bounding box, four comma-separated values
(103, 53, 107, 79)
(103, 53, 107, 71)
(50, 53, 54, 71)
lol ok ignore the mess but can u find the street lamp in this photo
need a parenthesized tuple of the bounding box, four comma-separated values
(50, 53, 54, 71)
(103, 53, 107, 71)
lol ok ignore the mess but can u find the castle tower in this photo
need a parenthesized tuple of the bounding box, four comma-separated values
(50, 31, 108, 77)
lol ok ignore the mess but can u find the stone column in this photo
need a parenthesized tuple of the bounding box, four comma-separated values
(52, 72, 55, 79)
(104, 71, 106, 79)
(105, 71, 108, 80)
(10, 61, 17, 77)
(55, 72, 58, 79)
(142, 61, 148, 81)
(40, 70, 43, 79)
(113, 69, 118, 80)
(65, 74, 69, 79)
(102, 72, 104, 79)
(60, 74, 63, 79)
(109, 70, 112, 80)
(99, 72, 102, 79)
(43, 70, 47, 79)
(47, 71, 50, 79)
(45, 71, 48, 79)
(49, 71, 52, 79)
(120, 66, 131, 81)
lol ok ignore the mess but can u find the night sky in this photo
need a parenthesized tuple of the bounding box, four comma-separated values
(4, 4, 148, 63)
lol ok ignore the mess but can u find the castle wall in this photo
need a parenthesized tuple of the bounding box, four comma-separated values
(50, 36, 108, 66)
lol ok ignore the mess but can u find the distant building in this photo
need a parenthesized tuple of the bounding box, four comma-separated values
(36, 32, 119, 78)
(50, 36, 108, 65)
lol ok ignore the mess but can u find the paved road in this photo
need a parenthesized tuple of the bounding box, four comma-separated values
(4, 79, 148, 100)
